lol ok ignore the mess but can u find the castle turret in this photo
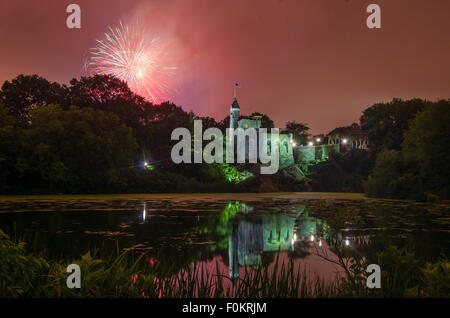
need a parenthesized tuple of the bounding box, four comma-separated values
(230, 97, 240, 129)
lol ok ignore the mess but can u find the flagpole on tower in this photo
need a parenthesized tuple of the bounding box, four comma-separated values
(234, 82, 240, 99)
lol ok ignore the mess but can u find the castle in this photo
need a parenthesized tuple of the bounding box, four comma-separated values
(227, 95, 369, 170)
(228, 97, 295, 169)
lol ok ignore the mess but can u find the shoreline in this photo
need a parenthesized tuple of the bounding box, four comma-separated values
(0, 192, 447, 205)
(0, 192, 366, 201)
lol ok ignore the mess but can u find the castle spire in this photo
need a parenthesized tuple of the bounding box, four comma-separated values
(230, 83, 241, 129)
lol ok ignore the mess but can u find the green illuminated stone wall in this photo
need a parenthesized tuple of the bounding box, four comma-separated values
(321, 144, 340, 159)
(279, 134, 295, 169)
(294, 144, 340, 164)
(295, 146, 315, 163)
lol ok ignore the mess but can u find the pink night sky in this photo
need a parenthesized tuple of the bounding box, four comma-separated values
(0, 0, 449, 134)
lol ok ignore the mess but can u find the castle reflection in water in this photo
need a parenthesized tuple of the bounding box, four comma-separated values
(227, 203, 332, 279)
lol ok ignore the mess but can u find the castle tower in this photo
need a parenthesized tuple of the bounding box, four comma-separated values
(230, 97, 240, 129)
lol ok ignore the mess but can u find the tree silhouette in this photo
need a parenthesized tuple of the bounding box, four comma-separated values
(0, 74, 67, 117)
(282, 121, 310, 145)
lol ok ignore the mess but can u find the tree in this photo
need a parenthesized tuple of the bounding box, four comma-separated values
(195, 116, 219, 130)
(248, 112, 274, 129)
(67, 74, 164, 166)
(0, 102, 24, 192)
(283, 121, 310, 145)
(0, 74, 67, 118)
(365, 99, 450, 200)
(360, 98, 426, 151)
(347, 123, 360, 129)
(217, 116, 230, 132)
(68, 74, 151, 127)
(142, 102, 194, 161)
(69, 74, 140, 106)
(21, 105, 137, 192)
(402, 99, 450, 199)
(364, 149, 412, 199)
(218, 112, 274, 132)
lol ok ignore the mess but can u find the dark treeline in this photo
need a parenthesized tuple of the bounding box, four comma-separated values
(0, 74, 254, 194)
(0, 74, 449, 200)
(309, 98, 450, 201)
(362, 98, 450, 201)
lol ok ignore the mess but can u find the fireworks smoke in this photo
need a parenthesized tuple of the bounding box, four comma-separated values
(87, 22, 177, 104)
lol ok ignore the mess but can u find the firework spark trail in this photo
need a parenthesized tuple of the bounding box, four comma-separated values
(87, 22, 177, 104)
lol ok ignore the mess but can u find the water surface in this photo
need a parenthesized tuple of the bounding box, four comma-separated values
(0, 193, 448, 283)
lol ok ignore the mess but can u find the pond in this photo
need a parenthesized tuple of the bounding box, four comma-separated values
(0, 193, 449, 297)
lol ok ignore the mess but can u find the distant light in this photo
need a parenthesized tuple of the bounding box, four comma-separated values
(290, 139, 294, 143)
(292, 142, 296, 147)
(345, 239, 350, 246)
(319, 240, 322, 247)
(342, 139, 348, 144)
(308, 142, 313, 146)
(310, 234, 314, 242)
(293, 234, 297, 241)
(316, 138, 321, 142)
(144, 162, 148, 166)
